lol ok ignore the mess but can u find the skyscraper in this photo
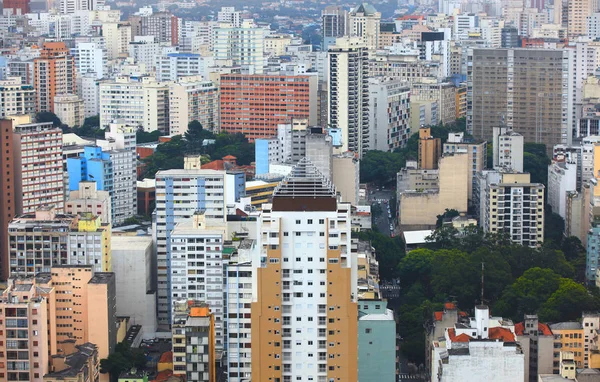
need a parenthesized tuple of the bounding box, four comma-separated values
(34, 42, 76, 113)
(467, 48, 569, 152)
(348, 3, 381, 52)
(568, 0, 593, 38)
(251, 159, 358, 381)
(321, 5, 349, 50)
(213, 20, 265, 74)
(327, 37, 370, 156)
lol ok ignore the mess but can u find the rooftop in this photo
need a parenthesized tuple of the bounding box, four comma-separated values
(89, 272, 114, 284)
(403, 230, 433, 245)
(550, 322, 582, 331)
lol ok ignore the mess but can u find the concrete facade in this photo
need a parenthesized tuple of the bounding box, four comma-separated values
(358, 300, 396, 382)
(368, 77, 411, 151)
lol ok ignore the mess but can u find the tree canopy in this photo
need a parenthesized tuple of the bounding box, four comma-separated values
(100, 341, 147, 382)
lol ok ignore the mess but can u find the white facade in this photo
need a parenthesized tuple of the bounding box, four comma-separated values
(548, 160, 578, 218)
(217, 6, 241, 27)
(54, 94, 85, 128)
(128, 36, 176, 72)
(171, 214, 226, 351)
(587, 13, 600, 39)
(102, 22, 131, 60)
(156, 53, 214, 82)
(77, 72, 100, 117)
(155, 169, 228, 325)
(454, 13, 479, 37)
(368, 78, 411, 151)
(168, 76, 219, 135)
(0, 76, 35, 118)
(214, 20, 265, 74)
(99, 76, 170, 132)
(111, 235, 158, 338)
(492, 126, 524, 172)
(73, 40, 105, 79)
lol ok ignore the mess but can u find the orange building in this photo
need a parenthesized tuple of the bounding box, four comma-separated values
(219, 74, 317, 140)
(0, 119, 16, 281)
(34, 42, 77, 113)
(418, 127, 441, 169)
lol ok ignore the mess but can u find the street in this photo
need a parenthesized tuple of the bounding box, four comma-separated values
(369, 189, 396, 236)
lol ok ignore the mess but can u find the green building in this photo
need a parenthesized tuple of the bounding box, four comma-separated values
(358, 300, 397, 382)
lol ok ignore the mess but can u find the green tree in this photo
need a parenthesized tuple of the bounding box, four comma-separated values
(397, 248, 435, 289)
(36, 111, 62, 127)
(100, 341, 147, 382)
(523, 143, 550, 186)
(430, 249, 479, 307)
(360, 150, 406, 185)
(136, 129, 162, 143)
(539, 278, 597, 322)
(141, 135, 186, 178)
(356, 230, 405, 280)
(435, 208, 460, 228)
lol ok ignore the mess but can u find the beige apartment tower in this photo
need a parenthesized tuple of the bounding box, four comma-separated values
(251, 159, 358, 382)
(467, 48, 569, 152)
(418, 127, 441, 170)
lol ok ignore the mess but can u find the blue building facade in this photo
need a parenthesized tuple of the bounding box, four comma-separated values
(255, 139, 270, 175)
(358, 300, 397, 382)
(587, 222, 600, 281)
(67, 146, 113, 192)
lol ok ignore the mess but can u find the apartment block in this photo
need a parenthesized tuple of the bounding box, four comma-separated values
(411, 80, 456, 125)
(348, 3, 381, 52)
(170, 213, 226, 353)
(321, 5, 348, 49)
(0, 119, 16, 280)
(220, 73, 317, 140)
(172, 301, 216, 382)
(157, 53, 213, 82)
(548, 158, 577, 219)
(367, 77, 411, 151)
(168, 76, 219, 135)
(139, 12, 179, 45)
(327, 37, 370, 156)
(492, 126, 524, 172)
(34, 42, 77, 113)
(77, 72, 100, 118)
(549, 322, 584, 371)
(482, 172, 545, 247)
(251, 159, 358, 382)
(467, 48, 569, 152)
(12, 120, 65, 214)
(0, 77, 35, 118)
(568, 0, 593, 38)
(99, 75, 169, 133)
(67, 212, 112, 272)
(357, 300, 396, 382)
(54, 94, 85, 128)
(102, 22, 132, 60)
(515, 315, 554, 382)
(443, 132, 487, 201)
(214, 20, 265, 73)
(65, 181, 111, 224)
(418, 127, 441, 170)
(154, 169, 228, 325)
(44, 342, 100, 382)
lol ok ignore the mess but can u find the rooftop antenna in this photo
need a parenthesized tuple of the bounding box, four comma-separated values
(481, 262, 485, 305)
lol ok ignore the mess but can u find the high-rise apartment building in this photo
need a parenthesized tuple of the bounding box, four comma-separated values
(170, 213, 226, 352)
(467, 48, 569, 152)
(321, 5, 349, 49)
(54, 94, 85, 128)
(214, 20, 265, 73)
(0, 119, 16, 280)
(73, 40, 105, 79)
(492, 126, 524, 172)
(348, 3, 381, 52)
(418, 127, 441, 170)
(217, 6, 241, 27)
(327, 37, 370, 156)
(220, 74, 317, 140)
(77, 72, 100, 118)
(154, 169, 228, 325)
(568, 0, 593, 38)
(0, 77, 35, 118)
(99, 75, 169, 132)
(34, 42, 77, 113)
(157, 53, 213, 82)
(481, 172, 545, 247)
(368, 77, 411, 151)
(12, 119, 64, 214)
(102, 22, 132, 60)
(8, 207, 111, 277)
(140, 12, 179, 45)
(251, 159, 358, 381)
(442, 132, 487, 201)
(168, 76, 219, 135)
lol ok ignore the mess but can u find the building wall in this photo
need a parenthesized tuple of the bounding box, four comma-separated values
(168, 77, 219, 135)
(552, 327, 585, 370)
(0, 119, 16, 280)
(0, 77, 35, 117)
(442, 140, 486, 201)
(357, 301, 396, 382)
(34, 43, 76, 113)
(87, 273, 117, 361)
(332, 154, 359, 205)
(548, 162, 577, 218)
(368, 78, 411, 151)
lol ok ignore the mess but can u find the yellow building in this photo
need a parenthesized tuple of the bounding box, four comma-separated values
(455, 84, 467, 119)
(251, 159, 358, 381)
(245, 180, 279, 209)
(550, 322, 584, 371)
(418, 127, 441, 170)
(71, 212, 112, 272)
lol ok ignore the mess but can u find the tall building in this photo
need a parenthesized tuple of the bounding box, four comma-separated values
(12, 119, 65, 214)
(168, 76, 220, 135)
(492, 126, 524, 172)
(327, 37, 370, 156)
(99, 75, 169, 133)
(568, 0, 593, 38)
(348, 3, 381, 52)
(217, 6, 241, 27)
(548, 158, 577, 218)
(418, 127, 441, 170)
(34, 42, 77, 113)
(8, 207, 111, 277)
(154, 169, 228, 325)
(322, 6, 348, 49)
(481, 172, 545, 247)
(0, 119, 16, 280)
(442, 132, 487, 201)
(514, 315, 554, 382)
(170, 213, 226, 353)
(367, 77, 411, 151)
(172, 301, 216, 382)
(214, 20, 265, 73)
(411, 80, 456, 125)
(467, 48, 569, 152)
(73, 40, 105, 79)
(219, 74, 317, 140)
(157, 53, 213, 82)
(251, 159, 358, 382)
(59, 0, 104, 13)
(0, 77, 35, 118)
(358, 300, 396, 382)
(140, 12, 179, 45)
(77, 72, 100, 118)
(102, 22, 132, 60)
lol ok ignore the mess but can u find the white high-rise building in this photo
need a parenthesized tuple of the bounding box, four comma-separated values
(327, 37, 370, 156)
(102, 22, 132, 60)
(492, 126, 524, 172)
(168, 76, 219, 135)
(348, 3, 381, 52)
(154, 169, 228, 325)
(368, 77, 411, 151)
(171, 213, 226, 353)
(73, 40, 105, 79)
(77, 72, 100, 117)
(59, 0, 104, 14)
(548, 159, 577, 218)
(156, 53, 214, 81)
(214, 20, 265, 74)
(0, 77, 35, 118)
(217, 6, 241, 27)
(99, 75, 170, 133)
(128, 36, 176, 72)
